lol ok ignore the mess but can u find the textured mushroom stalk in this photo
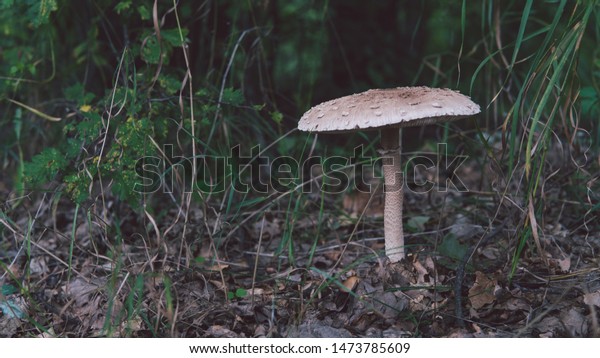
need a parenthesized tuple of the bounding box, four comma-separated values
(381, 128, 404, 262)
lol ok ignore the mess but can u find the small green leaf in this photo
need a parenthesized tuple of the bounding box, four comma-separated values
(137, 5, 150, 20)
(227, 287, 247, 300)
(2, 284, 17, 296)
(438, 234, 469, 261)
(114, 0, 132, 14)
(24, 147, 69, 186)
(221, 87, 244, 106)
(0, 0, 15, 9)
(158, 74, 182, 95)
(270, 111, 283, 124)
(161, 28, 189, 47)
(235, 288, 247, 298)
(0, 299, 25, 319)
(141, 36, 161, 64)
(64, 83, 96, 104)
(407, 216, 430, 232)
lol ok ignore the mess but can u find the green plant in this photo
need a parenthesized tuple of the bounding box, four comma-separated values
(227, 287, 247, 300)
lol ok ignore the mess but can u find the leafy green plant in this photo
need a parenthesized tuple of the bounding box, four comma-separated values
(227, 287, 247, 300)
(1, 283, 18, 296)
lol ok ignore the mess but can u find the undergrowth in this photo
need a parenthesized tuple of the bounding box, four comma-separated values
(0, 0, 598, 337)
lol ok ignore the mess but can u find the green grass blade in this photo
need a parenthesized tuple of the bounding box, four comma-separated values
(510, 0, 533, 69)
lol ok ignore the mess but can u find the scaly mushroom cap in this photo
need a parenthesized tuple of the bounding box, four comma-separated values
(298, 86, 480, 133)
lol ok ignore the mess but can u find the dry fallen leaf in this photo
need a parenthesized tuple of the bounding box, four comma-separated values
(583, 291, 600, 307)
(468, 271, 497, 309)
(536, 316, 562, 337)
(64, 278, 111, 335)
(557, 256, 571, 272)
(65, 277, 104, 307)
(206, 325, 238, 338)
(560, 308, 588, 337)
(413, 260, 429, 284)
(342, 191, 383, 218)
(341, 275, 360, 293)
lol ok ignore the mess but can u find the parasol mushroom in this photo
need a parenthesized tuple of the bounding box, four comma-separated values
(298, 86, 480, 262)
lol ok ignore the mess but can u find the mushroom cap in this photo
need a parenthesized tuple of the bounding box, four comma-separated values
(298, 86, 480, 133)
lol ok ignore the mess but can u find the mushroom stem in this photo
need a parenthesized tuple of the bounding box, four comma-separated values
(380, 128, 404, 262)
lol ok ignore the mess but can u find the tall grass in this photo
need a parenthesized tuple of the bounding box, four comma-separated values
(477, 1, 597, 274)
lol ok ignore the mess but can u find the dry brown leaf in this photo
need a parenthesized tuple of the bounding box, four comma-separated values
(557, 256, 571, 272)
(65, 277, 105, 307)
(207, 263, 229, 271)
(206, 325, 238, 338)
(341, 275, 359, 293)
(247, 287, 269, 296)
(3, 263, 22, 278)
(254, 325, 267, 337)
(64, 278, 114, 335)
(324, 250, 341, 262)
(583, 291, 600, 307)
(480, 246, 500, 260)
(560, 308, 588, 337)
(342, 191, 383, 217)
(119, 316, 143, 335)
(424, 256, 436, 271)
(36, 328, 56, 338)
(536, 316, 562, 337)
(503, 297, 531, 312)
(468, 271, 496, 309)
(252, 218, 282, 239)
(413, 260, 429, 284)
(29, 256, 49, 275)
(208, 279, 226, 290)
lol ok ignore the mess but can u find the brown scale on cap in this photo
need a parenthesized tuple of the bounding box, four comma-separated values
(298, 87, 480, 263)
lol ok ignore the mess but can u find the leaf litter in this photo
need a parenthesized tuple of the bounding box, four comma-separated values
(1, 158, 600, 337)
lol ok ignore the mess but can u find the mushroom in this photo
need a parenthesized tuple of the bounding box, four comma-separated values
(298, 86, 480, 263)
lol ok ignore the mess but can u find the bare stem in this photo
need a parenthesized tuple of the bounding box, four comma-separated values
(380, 128, 404, 262)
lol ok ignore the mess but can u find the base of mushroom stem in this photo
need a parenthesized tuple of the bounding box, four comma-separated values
(386, 252, 405, 264)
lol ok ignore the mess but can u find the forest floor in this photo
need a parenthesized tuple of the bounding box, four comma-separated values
(1, 159, 600, 337)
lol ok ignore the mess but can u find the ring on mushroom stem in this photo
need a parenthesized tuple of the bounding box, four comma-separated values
(298, 86, 480, 263)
